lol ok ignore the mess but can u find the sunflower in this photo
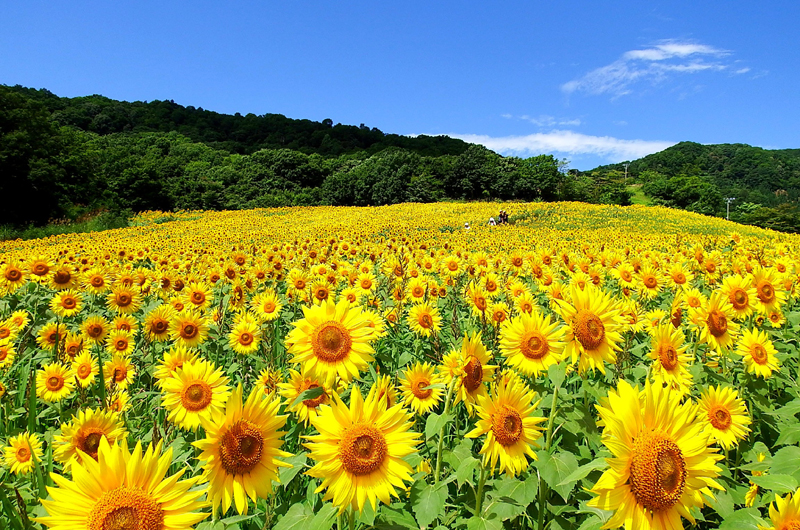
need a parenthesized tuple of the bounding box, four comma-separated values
(37, 321, 66, 350)
(690, 291, 740, 354)
(63, 332, 85, 360)
(761, 488, 800, 530)
(304, 384, 420, 513)
(27, 255, 54, 283)
(169, 310, 210, 349)
(1, 260, 26, 291)
(72, 351, 98, 387)
(161, 359, 231, 431)
(636, 265, 663, 300)
(361, 308, 387, 341)
(751, 266, 786, 315)
(488, 301, 510, 326)
(106, 285, 142, 314)
(515, 291, 538, 315)
(466, 282, 490, 316)
(154, 344, 200, 385)
(587, 380, 723, 530)
(681, 288, 707, 311)
(0, 339, 17, 369)
(36, 362, 76, 402)
(81, 315, 110, 345)
(105, 330, 135, 357)
(103, 354, 135, 390)
(82, 266, 111, 295)
(720, 274, 757, 320)
(185, 281, 214, 311)
(612, 262, 637, 289)
(144, 305, 175, 342)
(441, 255, 462, 277)
(50, 289, 83, 318)
(257, 367, 282, 396)
(278, 369, 333, 425)
(499, 310, 566, 377)
(228, 319, 262, 355)
(554, 284, 625, 375)
(3, 432, 43, 475)
(735, 328, 780, 378)
(407, 301, 442, 337)
(453, 332, 496, 412)
(251, 290, 283, 322)
(398, 362, 444, 415)
(286, 298, 375, 386)
(697, 385, 751, 450)
(368, 375, 399, 410)
(107, 389, 131, 414)
(648, 324, 693, 396)
(37, 438, 208, 529)
(193, 385, 291, 516)
(53, 408, 128, 470)
(466, 377, 545, 477)
(665, 261, 694, 291)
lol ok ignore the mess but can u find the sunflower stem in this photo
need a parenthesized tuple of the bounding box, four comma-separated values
(537, 381, 560, 530)
(434, 379, 457, 484)
(474, 459, 488, 516)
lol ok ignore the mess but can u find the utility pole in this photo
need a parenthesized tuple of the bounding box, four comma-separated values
(725, 197, 735, 220)
(623, 163, 630, 180)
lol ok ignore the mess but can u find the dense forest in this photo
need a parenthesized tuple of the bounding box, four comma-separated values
(582, 142, 800, 232)
(0, 84, 629, 229)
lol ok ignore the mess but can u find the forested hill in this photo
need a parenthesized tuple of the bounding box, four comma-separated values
(586, 142, 800, 232)
(5, 85, 469, 157)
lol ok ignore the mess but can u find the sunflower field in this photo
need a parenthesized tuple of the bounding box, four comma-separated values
(2, 202, 800, 530)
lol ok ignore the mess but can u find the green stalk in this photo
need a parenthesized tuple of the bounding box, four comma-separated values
(96, 344, 107, 408)
(474, 459, 488, 517)
(537, 382, 561, 530)
(434, 379, 457, 483)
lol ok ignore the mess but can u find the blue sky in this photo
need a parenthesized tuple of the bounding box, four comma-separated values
(2, 1, 798, 169)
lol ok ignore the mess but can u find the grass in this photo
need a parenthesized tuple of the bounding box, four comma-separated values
(0, 211, 131, 241)
(626, 183, 651, 206)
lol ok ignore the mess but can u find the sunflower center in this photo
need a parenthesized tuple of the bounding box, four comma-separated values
(88, 324, 104, 338)
(63, 297, 77, 309)
(674, 272, 686, 284)
(643, 275, 658, 289)
(78, 364, 92, 378)
(492, 406, 523, 446)
(621, 270, 633, 282)
(88, 486, 164, 530)
(263, 301, 276, 313)
(152, 320, 168, 334)
(339, 424, 388, 476)
(115, 339, 128, 351)
(687, 296, 701, 308)
(181, 382, 212, 412)
(301, 382, 326, 407)
(313, 322, 352, 363)
(779, 520, 800, 530)
(91, 276, 105, 288)
(706, 310, 728, 337)
(658, 344, 679, 370)
(420, 314, 433, 329)
(238, 332, 254, 346)
(181, 324, 198, 339)
(411, 378, 433, 399)
(521, 331, 549, 360)
(360, 279, 372, 290)
(219, 420, 264, 475)
(447, 261, 458, 271)
(756, 280, 775, 304)
(46, 375, 64, 391)
(730, 288, 748, 309)
(116, 294, 132, 307)
(475, 296, 487, 311)
(191, 292, 205, 304)
(708, 406, 732, 430)
(16, 446, 31, 462)
(486, 280, 497, 292)
(574, 310, 605, 351)
(751, 344, 769, 365)
(77, 429, 105, 459)
(33, 263, 49, 276)
(6, 268, 22, 281)
(463, 357, 483, 392)
(629, 431, 686, 512)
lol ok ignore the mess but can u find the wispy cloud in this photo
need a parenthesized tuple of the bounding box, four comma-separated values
(503, 114, 582, 127)
(562, 40, 734, 97)
(451, 130, 675, 162)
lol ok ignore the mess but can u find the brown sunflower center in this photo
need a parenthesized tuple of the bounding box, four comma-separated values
(263, 301, 276, 313)
(475, 296, 488, 311)
(181, 381, 212, 412)
(88, 486, 164, 530)
(219, 420, 264, 475)
(32, 263, 49, 276)
(492, 406, 523, 446)
(313, 322, 352, 362)
(574, 309, 605, 351)
(87, 324, 104, 338)
(16, 446, 31, 462)
(706, 310, 728, 338)
(447, 261, 458, 271)
(708, 406, 732, 430)
(114, 339, 129, 352)
(658, 343, 679, 370)
(621, 270, 633, 282)
(643, 275, 658, 289)
(411, 378, 433, 399)
(687, 296, 701, 308)
(756, 280, 775, 304)
(520, 331, 549, 360)
(412, 286, 425, 298)
(463, 356, 483, 392)
(5, 268, 22, 282)
(238, 332, 254, 346)
(78, 363, 92, 378)
(512, 257, 523, 267)
(46, 375, 64, 391)
(339, 424, 388, 476)
(629, 431, 686, 512)
(730, 288, 748, 309)
(181, 323, 198, 340)
(673, 272, 686, 284)
(190, 292, 205, 304)
(62, 296, 77, 309)
(116, 294, 132, 307)
(751, 344, 769, 365)
(90, 276, 105, 288)
(151, 319, 168, 334)
(486, 280, 497, 292)
(77, 429, 105, 460)
(419, 313, 433, 329)
(301, 382, 326, 407)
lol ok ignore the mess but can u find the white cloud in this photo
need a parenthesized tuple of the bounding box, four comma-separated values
(451, 130, 675, 162)
(504, 114, 582, 127)
(734, 67, 751, 75)
(563, 40, 735, 97)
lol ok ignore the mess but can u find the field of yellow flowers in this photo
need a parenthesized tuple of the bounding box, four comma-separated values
(1, 202, 800, 530)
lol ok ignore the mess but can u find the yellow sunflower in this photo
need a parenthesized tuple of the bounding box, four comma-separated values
(36, 362, 76, 403)
(304, 385, 420, 513)
(194, 385, 291, 516)
(228, 319, 262, 355)
(735, 327, 780, 378)
(106, 285, 142, 314)
(1, 260, 26, 292)
(286, 298, 375, 386)
(648, 323, 693, 396)
(278, 369, 332, 425)
(154, 344, 200, 386)
(697, 385, 751, 451)
(161, 359, 231, 431)
(185, 281, 214, 311)
(63, 332, 85, 360)
(690, 291, 740, 354)
(0, 339, 17, 369)
(751, 266, 786, 315)
(587, 380, 723, 530)
(169, 310, 210, 349)
(554, 284, 625, 375)
(453, 332, 496, 412)
(3, 432, 43, 475)
(72, 351, 98, 388)
(37, 321, 66, 350)
(81, 315, 110, 345)
(50, 289, 83, 318)
(38, 438, 208, 529)
(105, 330, 135, 357)
(720, 274, 757, 320)
(103, 354, 135, 390)
(398, 362, 444, 415)
(53, 407, 128, 470)
(466, 377, 545, 477)
(144, 304, 176, 342)
(761, 488, 800, 530)
(499, 310, 566, 376)
(407, 300, 442, 337)
(251, 290, 283, 322)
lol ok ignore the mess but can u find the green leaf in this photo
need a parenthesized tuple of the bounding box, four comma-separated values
(487, 473, 538, 521)
(775, 424, 800, 446)
(220, 514, 255, 525)
(290, 386, 324, 410)
(456, 455, 480, 488)
(375, 504, 419, 530)
(410, 481, 448, 528)
(278, 451, 308, 487)
(766, 399, 800, 420)
(708, 490, 735, 520)
(718, 508, 767, 530)
(536, 450, 579, 501)
(466, 514, 503, 530)
(750, 474, 799, 493)
(425, 411, 452, 440)
(557, 457, 607, 486)
(771, 446, 800, 481)
(548, 362, 567, 389)
(273, 503, 337, 530)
